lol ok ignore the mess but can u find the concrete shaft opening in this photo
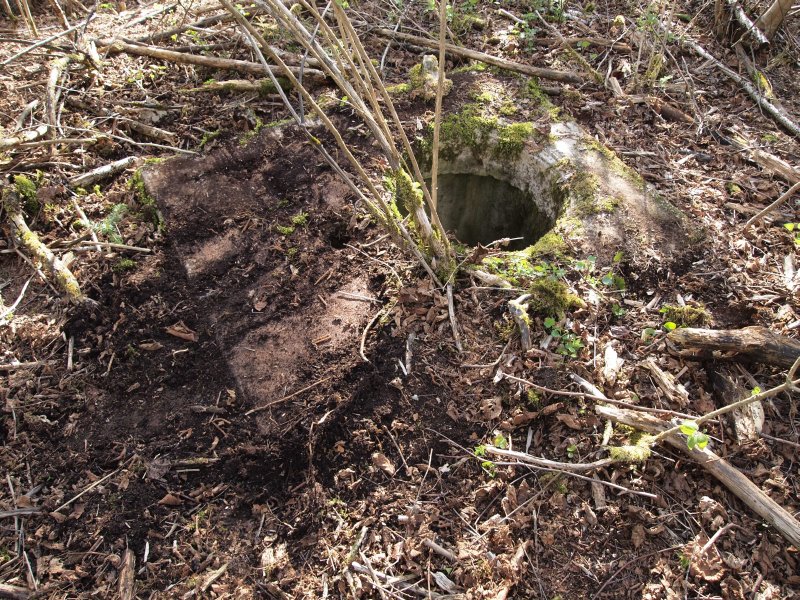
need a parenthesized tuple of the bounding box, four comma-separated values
(433, 173, 555, 251)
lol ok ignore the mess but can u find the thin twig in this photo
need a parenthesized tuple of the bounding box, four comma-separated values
(1, 22, 85, 66)
(743, 180, 800, 229)
(446, 283, 462, 352)
(501, 372, 607, 401)
(54, 469, 119, 513)
(0, 275, 33, 322)
(244, 376, 332, 415)
(359, 307, 385, 363)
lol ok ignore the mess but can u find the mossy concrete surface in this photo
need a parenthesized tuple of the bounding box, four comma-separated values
(426, 109, 699, 265)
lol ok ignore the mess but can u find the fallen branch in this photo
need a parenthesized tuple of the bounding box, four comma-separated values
(69, 156, 139, 188)
(446, 284, 462, 352)
(367, 27, 584, 84)
(2, 188, 88, 305)
(682, 36, 800, 139)
(0, 583, 29, 600)
(0, 21, 84, 66)
(668, 326, 800, 368)
(508, 294, 532, 351)
(743, 180, 800, 229)
(96, 39, 327, 83)
(596, 404, 800, 548)
(484, 445, 616, 472)
(129, 7, 266, 45)
(726, 0, 769, 46)
(0, 124, 49, 149)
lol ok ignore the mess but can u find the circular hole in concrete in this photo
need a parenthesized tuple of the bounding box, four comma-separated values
(429, 173, 556, 251)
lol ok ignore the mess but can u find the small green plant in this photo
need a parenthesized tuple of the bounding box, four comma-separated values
(544, 317, 584, 357)
(526, 389, 541, 407)
(533, 261, 566, 279)
(275, 224, 295, 235)
(601, 271, 626, 289)
(573, 254, 597, 274)
(679, 420, 709, 450)
(98, 203, 128, 243)
(641, 327, 658, 343)
(566, 443, 578, 459)
(493, 433, 508, 449)
(291, 211, 309, 226)
(783, 223, 800, 246)
(611, 304, 625, 318)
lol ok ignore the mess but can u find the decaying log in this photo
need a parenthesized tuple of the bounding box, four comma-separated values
(367, 27, 583, 84)
(597, 405, 800, 549)
(711, 367, 764, 442)
(96, 39, 327, 83)
(668, 326, 800, 368)
(642, 358, 690, 406)
(2, 188, 88, 305)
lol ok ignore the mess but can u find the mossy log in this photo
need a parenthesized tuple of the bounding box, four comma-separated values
(669, 326, 800, 368)
(2, 187, 88, 305)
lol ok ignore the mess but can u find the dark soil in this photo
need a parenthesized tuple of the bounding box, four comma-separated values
(1, 1, 799, 598)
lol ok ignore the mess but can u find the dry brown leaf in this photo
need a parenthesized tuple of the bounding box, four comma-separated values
(631, 523, 646, 548)
(372, 452, 396, 476)
(157, 493, 182, 506)
(686, 533, 726, 582)
(477, 396, 503, 420)
(165, 321, 198, 342)
(556, 413, 582, 430)
(139, 341, 163, 352)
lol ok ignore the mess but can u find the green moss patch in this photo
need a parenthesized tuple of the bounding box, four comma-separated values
(528, 231, 567, 258)
(527, 277, 582, 316)
(660, 304, 711, 327)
